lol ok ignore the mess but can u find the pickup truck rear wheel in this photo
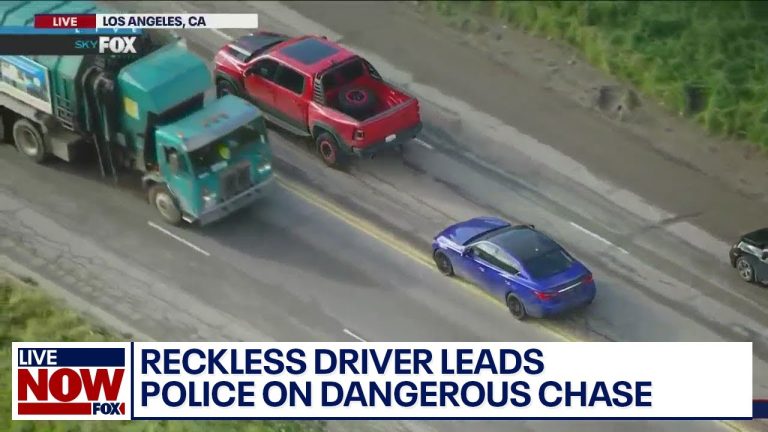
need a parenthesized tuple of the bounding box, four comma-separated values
(13, 119, 46, 163)
(316, 132, 347, 169)
(149, 184, 182, 226)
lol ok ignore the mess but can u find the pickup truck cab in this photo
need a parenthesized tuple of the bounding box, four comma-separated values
(214, 32, 422, 168)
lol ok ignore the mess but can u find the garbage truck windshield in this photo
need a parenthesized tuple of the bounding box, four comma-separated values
(189, 120, 267, 174)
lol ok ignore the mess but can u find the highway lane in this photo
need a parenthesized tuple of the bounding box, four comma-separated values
(0, 147, 550, 345)
(0, 130, 728, 432)
(0, 2, 761, 432)
(156, 0, 768, 390)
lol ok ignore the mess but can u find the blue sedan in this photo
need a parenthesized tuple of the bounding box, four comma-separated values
(432, 217, 596, 320)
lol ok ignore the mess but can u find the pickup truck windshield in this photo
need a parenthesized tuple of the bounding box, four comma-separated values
(189, 120, 266, 173)
(321, 57, 365, 91)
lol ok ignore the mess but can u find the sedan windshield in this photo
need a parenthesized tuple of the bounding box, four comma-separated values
(524, 249, 574, 279)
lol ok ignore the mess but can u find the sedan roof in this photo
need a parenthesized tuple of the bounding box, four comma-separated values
(487, 227, 561, 262)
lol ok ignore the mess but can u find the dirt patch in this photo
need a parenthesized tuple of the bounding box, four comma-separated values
(404, 0, 768, 205)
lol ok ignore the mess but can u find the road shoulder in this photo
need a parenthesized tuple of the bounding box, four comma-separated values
(280, 0, 767, 244)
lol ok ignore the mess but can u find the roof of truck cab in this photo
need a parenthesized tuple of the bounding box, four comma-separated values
(269, 36, 357, 75)
(156, 95, 262, 152)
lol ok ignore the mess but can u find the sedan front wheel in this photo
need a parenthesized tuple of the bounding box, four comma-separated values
(433, 250, 454, 276)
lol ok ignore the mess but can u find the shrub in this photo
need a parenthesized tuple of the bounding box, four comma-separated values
(431, 0, 768, 150)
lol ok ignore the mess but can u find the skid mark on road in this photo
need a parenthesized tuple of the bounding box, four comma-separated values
(148, 221, 211, 257)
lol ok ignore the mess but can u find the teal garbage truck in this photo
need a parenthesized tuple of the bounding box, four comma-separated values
(0, 1, 275, 225)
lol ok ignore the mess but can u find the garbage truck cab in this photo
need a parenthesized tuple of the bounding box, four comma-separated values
(117, 42, 274, 225)
(0, 0, 274, 226)
(152, 98, 273, 225)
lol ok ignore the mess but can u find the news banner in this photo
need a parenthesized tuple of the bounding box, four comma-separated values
(9, 341, 768, 421)
(0, 13, 259, 55)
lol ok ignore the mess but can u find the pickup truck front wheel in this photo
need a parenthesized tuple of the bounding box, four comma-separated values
(216, 79, 238, 98)
(315, 132, 347, 169)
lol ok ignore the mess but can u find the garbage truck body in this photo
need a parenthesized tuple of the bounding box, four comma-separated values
(0, 1, 274, 225)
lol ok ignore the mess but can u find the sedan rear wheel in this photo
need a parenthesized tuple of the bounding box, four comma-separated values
(736, 256, 755, 283)
(506, 294, 527, 320)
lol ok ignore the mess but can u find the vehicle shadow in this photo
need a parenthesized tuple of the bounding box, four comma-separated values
(186, 192, 384, 290)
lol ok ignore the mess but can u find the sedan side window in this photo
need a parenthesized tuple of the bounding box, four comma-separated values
(494, 251, 520, 275)
(472, 242, 519, 275)
(472, 246, 495, 264)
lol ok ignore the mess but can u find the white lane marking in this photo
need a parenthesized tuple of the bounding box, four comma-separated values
(414, 137, 434, 150)
(343, 328, 368, 342)
(210, 28, 233, 41)
(569, 221, 629, 254)
(147, 221, 211, 257)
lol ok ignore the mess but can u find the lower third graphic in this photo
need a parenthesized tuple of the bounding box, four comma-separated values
(13, 342, 131, 420)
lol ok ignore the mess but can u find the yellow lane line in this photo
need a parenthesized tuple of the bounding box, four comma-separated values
(275, 174, 753, 432)
(277, 173, 580, 343)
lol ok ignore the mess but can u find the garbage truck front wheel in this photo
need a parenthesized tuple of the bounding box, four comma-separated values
(149, 184, 183, 226)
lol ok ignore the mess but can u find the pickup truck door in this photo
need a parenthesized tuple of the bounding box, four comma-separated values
(244, 58, 279, 109)
(271, 63, 309, 131)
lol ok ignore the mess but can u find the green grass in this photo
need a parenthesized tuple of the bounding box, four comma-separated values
(430, 0, 768, 149)
(0, 274, 327, 432)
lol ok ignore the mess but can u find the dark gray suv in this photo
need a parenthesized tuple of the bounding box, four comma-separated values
(729, 228, 768, 285)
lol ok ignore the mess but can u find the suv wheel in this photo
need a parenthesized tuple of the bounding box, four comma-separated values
(736, 256, 756, 283)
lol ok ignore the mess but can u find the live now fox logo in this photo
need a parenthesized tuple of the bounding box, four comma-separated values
(12, 343, 131, 420)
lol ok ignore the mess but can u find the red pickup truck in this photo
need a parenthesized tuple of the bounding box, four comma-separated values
(214, 32, 422, 168)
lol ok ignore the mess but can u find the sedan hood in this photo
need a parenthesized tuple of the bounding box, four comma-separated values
(437, 216, 510, 246)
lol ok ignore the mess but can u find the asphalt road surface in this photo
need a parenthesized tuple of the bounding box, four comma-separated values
(1, 2, 766, 432)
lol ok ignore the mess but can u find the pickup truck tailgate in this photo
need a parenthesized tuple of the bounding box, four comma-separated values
(359, 95, 421, 145)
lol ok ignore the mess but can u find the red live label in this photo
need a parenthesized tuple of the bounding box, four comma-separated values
(34, 14, 96, 28)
